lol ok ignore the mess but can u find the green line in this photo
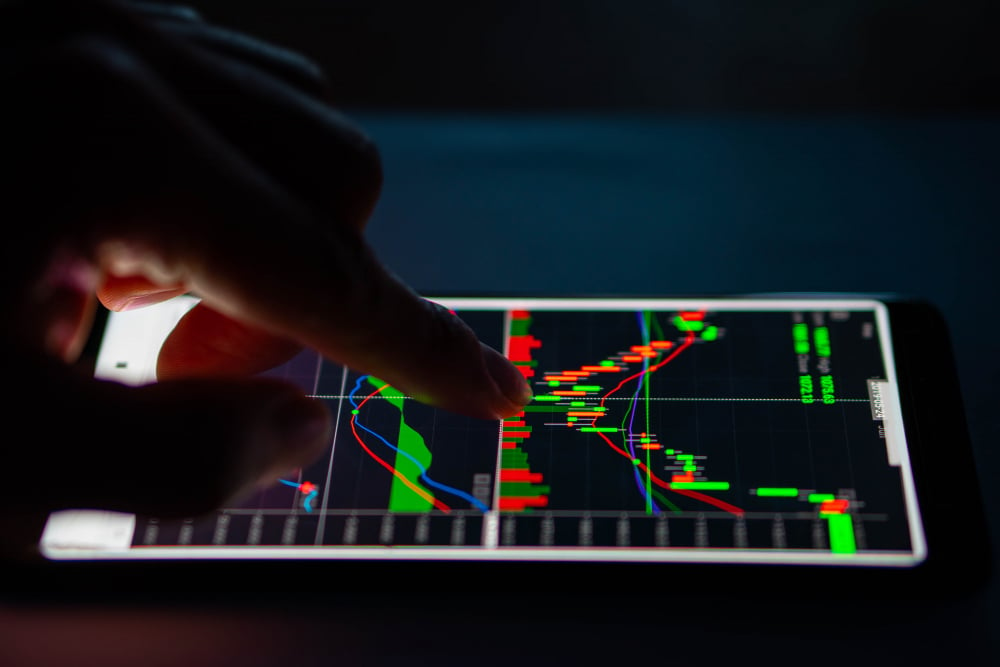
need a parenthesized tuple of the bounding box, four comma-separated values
(756, 487, 799, 497)
(367, 377, 434, 512)
(825, 513, 857, 554)
(670, 481, 730, 491)
(649, 487, 683, 514)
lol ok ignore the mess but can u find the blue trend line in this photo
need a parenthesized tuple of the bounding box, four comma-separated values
(627, 310, 661, 515)
(278, 478, 317, 513)
(349, 375, 489, 513)
(303, 490, 318, 513)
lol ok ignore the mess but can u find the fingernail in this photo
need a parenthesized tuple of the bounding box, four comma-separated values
(482, 344, 533, 411)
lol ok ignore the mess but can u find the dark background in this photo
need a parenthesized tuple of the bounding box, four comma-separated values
(3, 1, 998, 665)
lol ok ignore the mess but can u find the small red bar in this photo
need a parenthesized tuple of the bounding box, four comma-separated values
(679, 311, 705, 321)
(500, 469, 544, 483)
(621, 355, 643, 362)
(553, 390, 587, 396)
(672, 472, 694, 483)
(581, 365, 621, 372)
(820, 499, 850, 514)
(650, 341, 674, 349)
(498, 496, 549, 511)
(510, 310, 531, 319)
(563, 371, 591, 376)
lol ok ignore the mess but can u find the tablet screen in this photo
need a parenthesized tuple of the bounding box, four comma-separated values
(40, 297, 926, 567)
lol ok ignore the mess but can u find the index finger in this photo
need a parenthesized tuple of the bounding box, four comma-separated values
(63, 37, 532, 420)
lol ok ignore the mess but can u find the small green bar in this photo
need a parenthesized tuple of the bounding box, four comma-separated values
(670, 481, 730, 491)
(674, 316, 705, 332)
(756, 487, 799, 497)
(808, 493, 836, 503)
(573, 385, 602, 391)
(499, 482, 551, 496)
(826, 513, 857, 554)
(533, 395, 562, 402)
(580, 427, 619, 433)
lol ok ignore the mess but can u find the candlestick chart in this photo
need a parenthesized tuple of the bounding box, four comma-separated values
(127, 301, 922, 565)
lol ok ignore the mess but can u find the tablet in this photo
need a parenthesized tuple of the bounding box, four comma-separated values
(36, 295, 990, 591)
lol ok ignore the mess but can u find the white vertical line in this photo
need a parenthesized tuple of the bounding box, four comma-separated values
(314, 364, 349, 546)
(482, 308, 512, 550)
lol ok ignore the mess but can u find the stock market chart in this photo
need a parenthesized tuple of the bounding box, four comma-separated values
(123, 299, 922, 565)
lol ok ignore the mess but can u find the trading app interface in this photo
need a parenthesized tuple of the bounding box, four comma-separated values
(41, 298, 926, 566)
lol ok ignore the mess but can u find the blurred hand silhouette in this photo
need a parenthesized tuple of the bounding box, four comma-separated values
(1, 0, 530, 552)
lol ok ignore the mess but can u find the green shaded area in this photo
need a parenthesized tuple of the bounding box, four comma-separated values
(824, 513, 857, 554)
(808, 493, 836, 503)
(670, 481, 730, 491)
(367, 376, 434, 512)
(701, 325, 719, 341)
(813, 326, 831, 357)
(756, 487, 799, 497)
(600, 360, 615, 367)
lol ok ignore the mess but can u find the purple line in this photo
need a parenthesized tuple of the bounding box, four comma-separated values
(625, 311, 660, 514)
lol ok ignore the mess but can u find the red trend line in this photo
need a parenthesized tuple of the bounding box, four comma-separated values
(588, 327, 745, 517)
(594, 329, 696, 419)
(351, 383, 452, 513)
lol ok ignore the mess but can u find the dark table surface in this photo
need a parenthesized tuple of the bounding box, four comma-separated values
(2, 112, 997, 665)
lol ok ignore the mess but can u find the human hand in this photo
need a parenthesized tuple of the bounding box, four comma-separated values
(1, 0, 531, 547)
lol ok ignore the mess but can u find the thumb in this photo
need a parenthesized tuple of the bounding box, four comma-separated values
(7, 351, 330, 518)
